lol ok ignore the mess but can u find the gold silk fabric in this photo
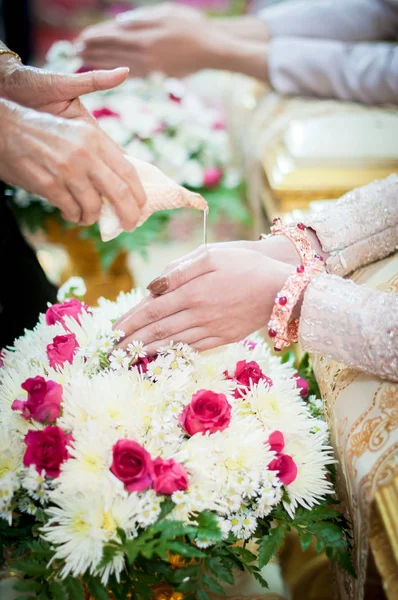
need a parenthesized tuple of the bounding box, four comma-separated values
(312, 252, 398, 600)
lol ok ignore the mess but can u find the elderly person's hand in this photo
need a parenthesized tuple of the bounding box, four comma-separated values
(0, 52, 130, 121)
(0, 99, 146, 227)
(76, 3, 269, 80)
(114, 245, 295, 354)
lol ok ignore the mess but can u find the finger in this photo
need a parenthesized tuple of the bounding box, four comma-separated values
(147, 251, 214, 296)
(117, 310, 202, 351)
(96, 142, 147, 211)
(79, 29, 153, 50)
(116, 9, 162, 29)
(142, 328, 208, 356)
(66, 176, 102, 226)
(89, 161, 144, 231)
(78, 49, 135, 69)
(191, 338, 223, 353)
(115, 290, 188, 337)
(53, 190, 82, 223)
(55, 67, 130, 99)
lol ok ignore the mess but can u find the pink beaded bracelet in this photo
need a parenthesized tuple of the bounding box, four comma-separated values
(261, 218, 326, 352)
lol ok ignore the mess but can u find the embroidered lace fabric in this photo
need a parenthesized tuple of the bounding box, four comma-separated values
(298, 175, 398, 381)
(302, 174, 398, 277)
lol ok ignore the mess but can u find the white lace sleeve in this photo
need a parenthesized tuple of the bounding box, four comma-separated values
(302, 174, 398, 277)
(299, 273, 398, 382)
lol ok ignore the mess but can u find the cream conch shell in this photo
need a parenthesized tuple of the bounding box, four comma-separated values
(99, 156, 208, 242)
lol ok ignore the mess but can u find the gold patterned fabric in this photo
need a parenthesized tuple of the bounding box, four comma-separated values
(312, 253, 398, 600)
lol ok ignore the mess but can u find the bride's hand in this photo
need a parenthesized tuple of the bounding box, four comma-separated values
(115, 246, 294, 354)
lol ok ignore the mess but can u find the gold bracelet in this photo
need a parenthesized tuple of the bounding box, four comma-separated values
(0, 49, 22, 62)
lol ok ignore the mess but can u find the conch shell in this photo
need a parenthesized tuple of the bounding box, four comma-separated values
(99, 156, 207, 242)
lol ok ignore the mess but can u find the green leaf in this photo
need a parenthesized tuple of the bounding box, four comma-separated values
(13, 579, 43, 593)
(299, 532, 314, 552)
(258, 527, 286, 568)
(12, 560, 47, 577)
(86, 578, 109, 600)
(231, 546, 257, 563)
(202, 574, 225, 595)
(195, 511, 222, 543)
(248, 567, 269, 589)
(48, 581, 68, 600)
(197, 589, 211, 600)
(293, 506, 341, 525)
(206, 557, 234, 585)
(64, 578, 85, 600)
(168, 541, 205, 558)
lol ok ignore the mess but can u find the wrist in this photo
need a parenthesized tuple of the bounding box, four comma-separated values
(202, 31, 269, 81)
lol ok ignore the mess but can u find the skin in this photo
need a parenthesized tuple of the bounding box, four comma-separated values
(114, 236, 328, 354)
(0, 52, 147, 227)
(76, 3, 270, 82)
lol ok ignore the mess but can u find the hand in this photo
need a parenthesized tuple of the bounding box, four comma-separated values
(0, 99, 146, 227)
(77, 3, 236, 78)
(114, 246, 294, 354)
(0, 52, 130, 121)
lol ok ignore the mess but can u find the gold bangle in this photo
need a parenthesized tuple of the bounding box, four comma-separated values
(0, 49, 22, 62)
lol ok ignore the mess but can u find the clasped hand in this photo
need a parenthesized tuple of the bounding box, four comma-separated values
(115, 243, 295, 354)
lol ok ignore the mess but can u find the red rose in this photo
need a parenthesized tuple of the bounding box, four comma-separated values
(203, 168, 223, 189)
(12, 376, 63, 423)
(45, 299, 88, 329)
(110, 440, 154, 492)
(232, 360, 272, 398)
(92, 107, 120, 119)
(269, 454, 297, 486)
(179, 390, 231, 436)
(46, 334, 79, 369)
(152, 457, 189, 495)
(131, 355, 156, 374)
(23, 426, 72, 478)
(294, 375, 309, 398)
(268, 430, 285, 454)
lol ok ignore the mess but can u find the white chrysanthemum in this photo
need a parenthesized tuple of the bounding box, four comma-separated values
(57, 277, 86, 302)
(283, 430, 335, 516)
(42, 491, 129, 581)
(0, 430, 23, 523)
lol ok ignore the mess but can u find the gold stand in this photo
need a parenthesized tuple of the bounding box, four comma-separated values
(45, 218, 134, 306)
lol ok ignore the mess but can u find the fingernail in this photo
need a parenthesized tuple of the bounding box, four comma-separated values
(147, 276, 168, 295)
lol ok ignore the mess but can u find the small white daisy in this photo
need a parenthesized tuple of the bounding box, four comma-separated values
(126, 340, 146, 359)
(109, 349, 130, 370)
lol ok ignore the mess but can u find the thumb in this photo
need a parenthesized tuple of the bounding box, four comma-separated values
(147, 251, 214, 296)
(55, 67, 130, 98)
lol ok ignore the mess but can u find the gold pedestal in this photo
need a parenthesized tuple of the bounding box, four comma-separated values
(45, 218, 134, 306)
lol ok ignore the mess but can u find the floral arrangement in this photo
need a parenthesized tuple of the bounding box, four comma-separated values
(11, 42, 249, 269)
(0, 278, 354, 599)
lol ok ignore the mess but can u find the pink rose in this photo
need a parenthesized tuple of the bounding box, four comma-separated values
(203, 168, 222, 189)
(45, 299, 88, 329)
(212, 119, 225, 131)
(12, 376, 63, 423)
(242, 339, 257, 351)
(179, 390, 231, 436)
(268, 430, 285, 454)
(110, 440, 154, 492)
(231, 360, 273, 398)
(23, 426, 72, 478)
(294, 375, 309, 398)
(152, 457, 189, 495)
(269, 454, 297, 486)
(46, 334, 79, 369)
(92, 107, 120, 119)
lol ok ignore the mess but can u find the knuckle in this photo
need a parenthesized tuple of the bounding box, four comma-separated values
(152, 323, 167, 341)
(146, 304, 162, 323)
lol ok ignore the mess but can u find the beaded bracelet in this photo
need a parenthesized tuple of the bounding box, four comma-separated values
(260, 218, 326, 352)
